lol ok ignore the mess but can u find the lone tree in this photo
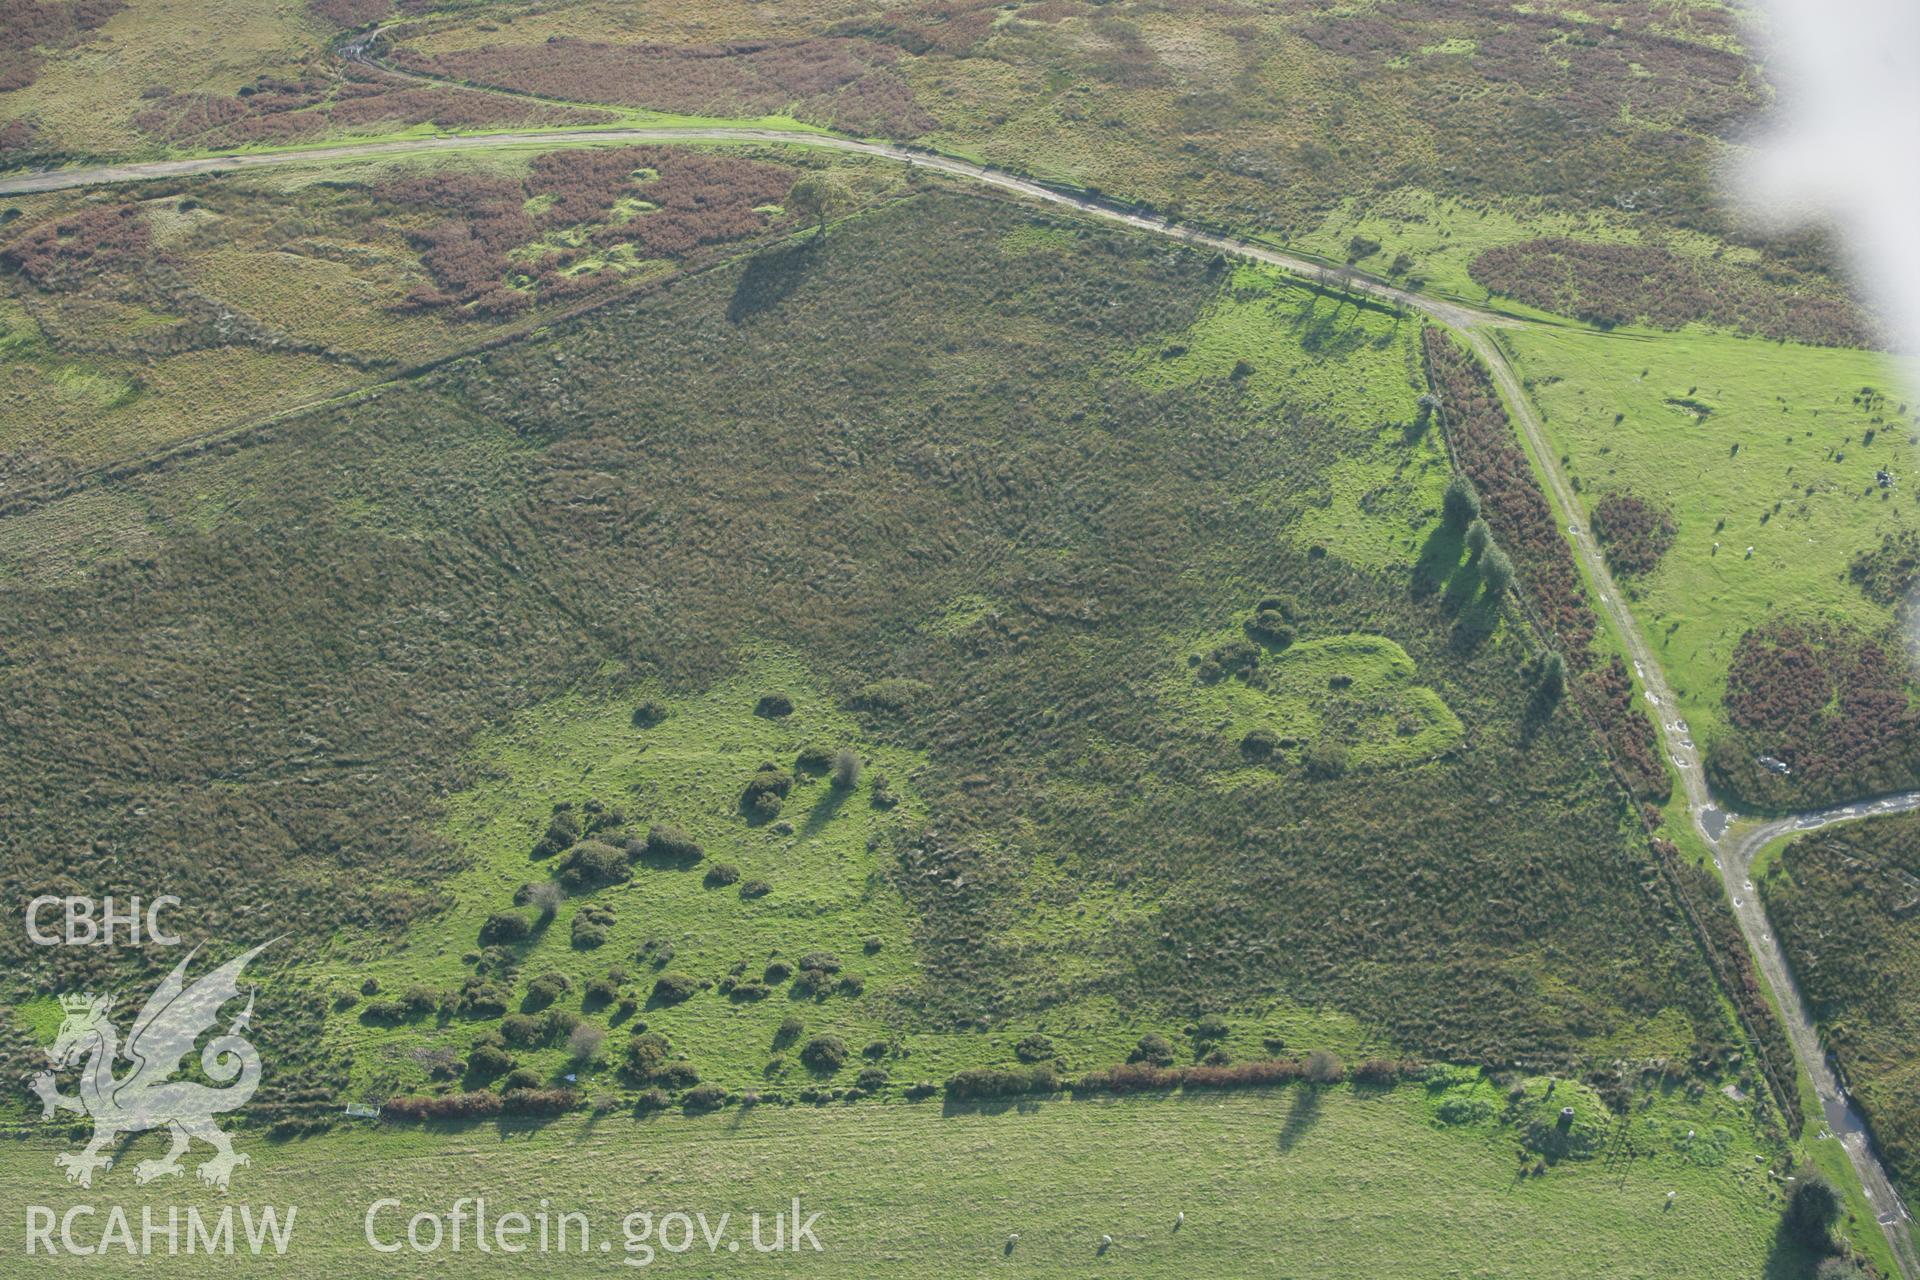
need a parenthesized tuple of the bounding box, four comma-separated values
(1464, 518, 1492, 560)
(787, 172, 850, 239)
(831, 748, 862, 790)
(1784, 1175, 1841, 1253)
(1482, 547, 1515, 598)
(1442, 476, 1482, 531)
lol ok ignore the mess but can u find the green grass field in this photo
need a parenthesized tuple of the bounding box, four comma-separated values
(0, 1080, 1825, 1277)
(1498, 324, 1918, 744)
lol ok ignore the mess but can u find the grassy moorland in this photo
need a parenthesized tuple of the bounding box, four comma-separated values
(1499, 324, 1920, 808)
(0, 193, 1752, 1124)
(1761, 813, 1920, 1204)
(5, 2, 1863, 345)
(0, 1080, 1831, 1278)
(0, 147, 909, 482)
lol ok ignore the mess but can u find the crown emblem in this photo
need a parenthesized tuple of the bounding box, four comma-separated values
(58, 993, 99, 1014)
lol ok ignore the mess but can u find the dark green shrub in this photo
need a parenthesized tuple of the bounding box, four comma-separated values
(532, 808, 581, 860)
(505, 1067, 544, 1091)
(525, 972, 571, 1008)
(1246, 607, 1295, 646)
(1240, 728, 1280, 759)
(632, 699, 669, 727)
(704, 862, 741, 887)
(1130, 1033, 1175, 1067)
(467, 1043, 514, 1078)
(1194, 1014, 1230, 1041)
(583, 976, 619, 1007)
(480, 911, 532, 945)
(755, 692, 795, 718)
(684, 1084, 728, 1111)
(572, 903, 615, 948)
(1014, 1033, 1055, 1063)
(729, 980, 770, 1001)
(742, 766, 792, 807)
(1465, 518, 1491, 559)
(774, 1016, 804, 1047)
(1305, 738, 1349, 778)
(626, 1031, 671, 1079)
(500, 1013, 546, 1046)
(798, 952, 842, 973)
(801, 1034, 849, 1072)
(644, 822, 704, 864)
(740, 878, 772, 899)
(764, 960, 794, 983)
(652, 971, 700, 1004)
(856, 1067, 888, 1090)
(456, 976, 511, 1018)
(795, 745, 834, 773)
(556, 839, 629, 890)
(361, 999, 407, 1024)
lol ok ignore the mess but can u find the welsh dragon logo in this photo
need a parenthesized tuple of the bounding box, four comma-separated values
(31, 943, 271, 1190)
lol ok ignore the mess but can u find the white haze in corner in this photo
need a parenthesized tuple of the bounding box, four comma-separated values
(1737, 0, 1920, 654)
(1735, 0, 1920, 366)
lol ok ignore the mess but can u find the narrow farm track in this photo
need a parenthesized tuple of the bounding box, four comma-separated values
(6, 124, 1919, 1270)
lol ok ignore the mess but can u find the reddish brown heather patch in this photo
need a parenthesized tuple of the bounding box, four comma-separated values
(131, 64, 606, 150)
(1469, 237, 1875, 347)
(392, 36, 935, 138)
(1582, 655, 1670, 805)
(0, 117, 40, 164)
(378, 147, 796, 316)
(307, 0, 389, 26)
(1715, 619, 1920, 805)
(1591, 490, 1676, 578)
(0, 200, 152, 290)
(0, 0, 122, 93)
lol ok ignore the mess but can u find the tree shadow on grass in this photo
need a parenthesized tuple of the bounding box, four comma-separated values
(799, 785, 850, 838)
(1412, 524, 1465, 602)
(1760, 1222, 1838, 1280)
(728, 241, 816, 324)
(1276, 1085, 1324, 1154)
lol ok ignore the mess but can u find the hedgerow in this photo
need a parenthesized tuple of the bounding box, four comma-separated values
(1423, 328, 1668, 804)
